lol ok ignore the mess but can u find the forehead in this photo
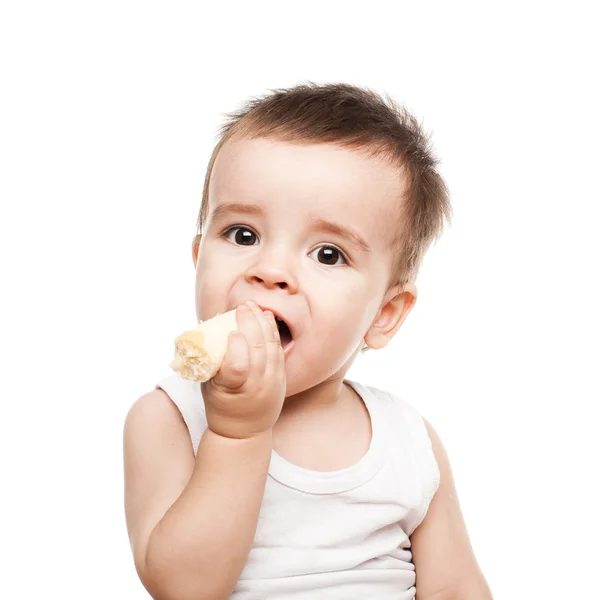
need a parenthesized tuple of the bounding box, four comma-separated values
(209, 137, 406, 248)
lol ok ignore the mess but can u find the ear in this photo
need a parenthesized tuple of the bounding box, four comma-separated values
(192, 234, 202, 268)
(364, 283, 417, 350)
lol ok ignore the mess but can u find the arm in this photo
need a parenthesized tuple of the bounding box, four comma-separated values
(411, 419, 494, 600)
(123, 390, 271, 600)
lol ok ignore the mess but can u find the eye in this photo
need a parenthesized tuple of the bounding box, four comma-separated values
(309, 245, 348, 266)
(224, 226, 258, 246)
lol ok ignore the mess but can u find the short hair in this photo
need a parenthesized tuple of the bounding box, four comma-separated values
(197, 82, 451, 289)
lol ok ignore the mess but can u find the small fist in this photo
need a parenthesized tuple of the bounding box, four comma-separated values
(201, 301, 286, 439)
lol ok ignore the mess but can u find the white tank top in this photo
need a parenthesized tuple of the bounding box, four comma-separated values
(156, 374, 440, 599)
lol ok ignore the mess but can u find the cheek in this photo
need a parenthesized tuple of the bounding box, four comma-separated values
(315, 287, 379, 347)
(194, 253, 232, 321)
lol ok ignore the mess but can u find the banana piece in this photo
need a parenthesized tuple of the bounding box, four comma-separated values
(170, 309, 238, 382)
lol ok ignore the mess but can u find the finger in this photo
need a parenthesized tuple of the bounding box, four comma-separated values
(262, 309, 283, 353)
(213, 329, 249, 390)
(239, 301, 267, 379)
(263, 310, 285, 383)
(257, 308, 280, 347)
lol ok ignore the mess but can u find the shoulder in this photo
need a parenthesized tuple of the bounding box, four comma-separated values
(152, 375, 208, 455)
(351, 380, 439, 464)
(421, 418, 447, 471)
(350, 380, 418, 417)
(415, 418, 458, 534)
(353, 381, 437, 451)
(124, 388, 186, 432)
(123, 388, 192, 460)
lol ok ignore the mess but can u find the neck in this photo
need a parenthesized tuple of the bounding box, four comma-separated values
(279, 344, 362, 420)
(281, 375, 346, 417)
(277, 344, 362, 422)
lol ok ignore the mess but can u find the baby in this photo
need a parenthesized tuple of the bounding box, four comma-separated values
(123, 83, 493, 599)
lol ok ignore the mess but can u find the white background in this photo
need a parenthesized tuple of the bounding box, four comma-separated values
(1, 1, 598, 598)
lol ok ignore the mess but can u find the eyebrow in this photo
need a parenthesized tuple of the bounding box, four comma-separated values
(209, 202, 372, 254)
(312, 218, 372, 254)
(209, 202, 264, 226)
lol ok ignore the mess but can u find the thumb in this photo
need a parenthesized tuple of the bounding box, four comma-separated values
(213, 331, 249, 390)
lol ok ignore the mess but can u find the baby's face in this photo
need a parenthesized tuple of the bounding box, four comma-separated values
(194, 137, 405, 395)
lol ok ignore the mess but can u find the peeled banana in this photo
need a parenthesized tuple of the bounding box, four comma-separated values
(170, 309, 238, 382)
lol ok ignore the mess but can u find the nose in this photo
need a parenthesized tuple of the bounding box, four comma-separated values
(245, 247, 298, 292)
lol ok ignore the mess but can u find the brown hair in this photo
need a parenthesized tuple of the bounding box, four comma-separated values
(196, 82, 451, 289)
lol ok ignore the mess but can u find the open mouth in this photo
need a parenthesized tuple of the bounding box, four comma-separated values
(275, 316, 293, 348)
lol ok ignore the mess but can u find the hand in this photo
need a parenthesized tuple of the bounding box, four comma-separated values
(201, 300, 286, 439)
